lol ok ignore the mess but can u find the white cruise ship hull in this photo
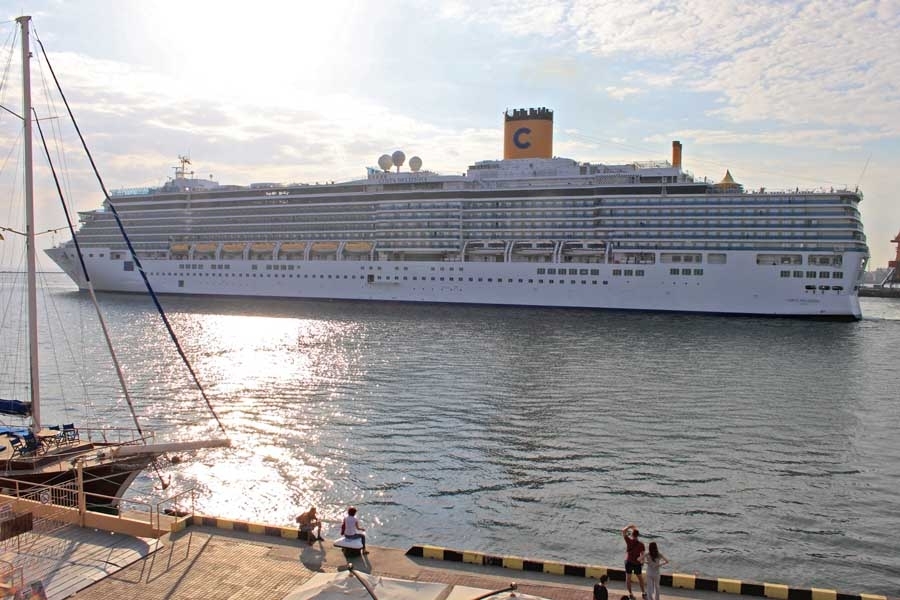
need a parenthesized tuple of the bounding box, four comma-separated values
(47, 248, 864, 319)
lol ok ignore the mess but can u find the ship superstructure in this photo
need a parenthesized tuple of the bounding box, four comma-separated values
(47, 108, 869, 319)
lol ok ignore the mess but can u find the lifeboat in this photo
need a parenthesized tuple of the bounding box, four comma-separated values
(250, 242, 275, 254)
(511, 241, 555, 255)
(561, 241, 606, 256)
(465, 241, 506, 255)
(222, 243, 246, 253)
(169, 243, 189, 253)
(311, 242, 338, 253)
(343, 241, 373, 253)
(193, 243, 218, 253)
(280, 242, 307, 252)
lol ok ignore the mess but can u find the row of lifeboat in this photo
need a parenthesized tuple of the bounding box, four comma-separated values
(169, 240, 610, 261)
(169, 241, 375, 260)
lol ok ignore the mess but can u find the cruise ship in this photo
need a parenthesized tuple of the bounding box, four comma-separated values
(47, 108, 869, 319)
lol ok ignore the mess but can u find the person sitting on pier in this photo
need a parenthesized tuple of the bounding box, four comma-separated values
(341, 506, 368, 554)
(295, 506, 323, 544)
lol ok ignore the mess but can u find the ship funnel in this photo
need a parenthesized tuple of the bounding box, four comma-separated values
(672, 140, 682, 169)
(504, 107, 553, 159)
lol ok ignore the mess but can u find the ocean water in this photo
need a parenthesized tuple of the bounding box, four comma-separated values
(2, 273, 899, 595)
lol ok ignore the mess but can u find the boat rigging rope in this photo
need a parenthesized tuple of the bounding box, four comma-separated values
(33, 33, 228, 439)
(33, 111, 145, 439)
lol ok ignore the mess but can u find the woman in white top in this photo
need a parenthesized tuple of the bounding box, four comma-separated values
(342, 506, 368, 554)
(642, 542, 669, 600)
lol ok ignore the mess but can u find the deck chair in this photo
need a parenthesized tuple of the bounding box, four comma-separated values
(47, 425, 65, 447)
(21, 432, 42, 454)
(62, 423, 80, 443)
(8, 437, 24, 456)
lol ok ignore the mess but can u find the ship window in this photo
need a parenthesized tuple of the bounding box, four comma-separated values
(819, 285, 831, 290)
(780, 271, 790, 278)
(670, 268, 679, 275)
(806, 271, 816, 278)
(694, 269, 703, 276)
(579, 269, 589, 275)
(518, 279, 523, 283)
(367, 274, 374, 283)
(124, 261, 134, 271)
(612, 270, 622, 276)
(547, 268, 556, 274)
(252, 265, 258, 271)
(528, 279, 534, 283)
(537, 268, 546, 275)
(636, 270, 644, 276)
(538, 279, 544, 284)
(603, 280, 608, 285)
(681, 269, 692, 275)
(834, 271, 844, 279)
(793, 271, 803, 277)
(833, 285, 844, 291)
(819, 272, 830, 278)
(178, 280, 184, 287)
(805, 284, 816, 290)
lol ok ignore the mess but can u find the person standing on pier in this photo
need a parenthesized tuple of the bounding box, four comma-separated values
(621, 523, 646, 599)
(642, 541, 669, 600)
(342, 506, 369, 555)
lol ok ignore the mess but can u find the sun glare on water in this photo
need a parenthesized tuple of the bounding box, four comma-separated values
(164, 309, 363, 523)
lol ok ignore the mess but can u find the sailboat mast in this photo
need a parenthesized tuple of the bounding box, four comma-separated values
(17, 15, 41, 430)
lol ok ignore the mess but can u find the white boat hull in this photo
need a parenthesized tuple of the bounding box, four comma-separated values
(47, 248, 864, 319)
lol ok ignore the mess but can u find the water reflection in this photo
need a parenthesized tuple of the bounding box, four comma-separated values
(2, 274, 899, 593)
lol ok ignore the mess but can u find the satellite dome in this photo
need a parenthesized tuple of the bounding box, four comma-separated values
(378, 154, 392, 172)
(409, 156, 423, 172)
(391, 150, 406, 169)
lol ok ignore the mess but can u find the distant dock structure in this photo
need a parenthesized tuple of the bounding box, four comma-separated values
(860, 230, 900, 298)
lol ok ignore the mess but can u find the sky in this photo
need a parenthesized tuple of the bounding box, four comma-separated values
(1, 0, 899, 270)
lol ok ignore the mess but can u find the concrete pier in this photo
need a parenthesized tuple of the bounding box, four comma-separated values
(66, 517, 891, 600)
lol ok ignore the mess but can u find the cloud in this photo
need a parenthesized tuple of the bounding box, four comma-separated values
(439, 0, 900, 140)
(439, 0, 568, 37)
(604, 86, 641, 100)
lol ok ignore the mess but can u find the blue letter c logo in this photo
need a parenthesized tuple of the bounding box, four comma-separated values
(513, 127, 531, 149)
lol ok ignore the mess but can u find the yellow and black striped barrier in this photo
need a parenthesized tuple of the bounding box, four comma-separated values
(405, 544, 888, 600)
(191, 514, 301, 540)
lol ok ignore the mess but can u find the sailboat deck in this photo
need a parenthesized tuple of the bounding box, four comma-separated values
(0, 437, 129, 475)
